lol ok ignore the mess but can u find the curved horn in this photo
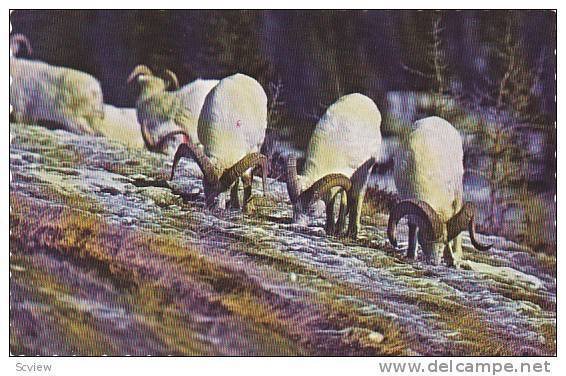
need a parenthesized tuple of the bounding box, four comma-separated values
(163, 69, 180, 90)
(10, 34, 32, 56)
(171, 143, 218, 185)
(286, 155, 301, 203)
(387, 199, 444, 248)
(297, 174, 351, 210)
(219, 153, 267, 194)
(446, 202, 492, 251)
(127, 65, 153, 84)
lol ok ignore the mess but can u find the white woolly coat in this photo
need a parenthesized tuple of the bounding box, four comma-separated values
(92, 105, 145, 149)
(176, 79, 220, 143)
(393, 116, 464, 222)
(198, 73, 267, 171)
(299, 93, 382, 190)
(10, 57, 104, 135)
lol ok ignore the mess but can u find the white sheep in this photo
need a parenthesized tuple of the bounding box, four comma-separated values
(286, 93, 382, 238)
(10, 34, 104, 135)
(127, 65, 193, 155)
(127, 67, 217, 154)
(170, 73, 268, 211)
(388, 116, 492, 266)
(90, 104, 145, 149)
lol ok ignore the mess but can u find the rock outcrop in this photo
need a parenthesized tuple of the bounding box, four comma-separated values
(9, 124, 556, 356)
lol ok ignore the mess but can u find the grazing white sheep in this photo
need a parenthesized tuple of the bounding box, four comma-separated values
(127, 66, 218, 155)
(127, 65, 191, 155)
(388, 116, 492, 267)
(170, 73, 268, 212)
(90, 105, 145, 149)
(286, 93, 382, 238)
(9, 34, 104, 135)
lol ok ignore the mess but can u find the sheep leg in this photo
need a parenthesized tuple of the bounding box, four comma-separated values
(407, 223, 418, 260)
(242, 171, 253, 213)
(346, 190, 359, 238)
(420, 241, 442, 265)
(229, 179, 240, 209)
(444, 234, 463, 268)
(336, 190, 348, 236)
(453, 234, 463, 266)
(347, 182, 369, 239)
(420, 240, 431, 264)
(347, 158, 375, 238)
(217, 191, 227, 210)
(325, 195, 337, 236)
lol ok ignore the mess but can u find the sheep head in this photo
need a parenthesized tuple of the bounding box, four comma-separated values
(171, 143, 267, 208)
(287, 155, 352, 225)
(10, 34, 32, 57)
(127, 65, 168, 94)
(387, 199, 492, 263)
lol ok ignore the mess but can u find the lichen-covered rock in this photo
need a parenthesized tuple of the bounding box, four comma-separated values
(9, 124, 556, 356)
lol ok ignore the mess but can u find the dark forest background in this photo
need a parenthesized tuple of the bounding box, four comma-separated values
(10, 10, 557, 252)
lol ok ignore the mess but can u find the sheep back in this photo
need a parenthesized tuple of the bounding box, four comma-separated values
(302, 93, 382, 186)
(198, 73, 267, 170)
(55, 69, 104, 121)
(10, 58, 103, 133)
(394, 116, 464, 222)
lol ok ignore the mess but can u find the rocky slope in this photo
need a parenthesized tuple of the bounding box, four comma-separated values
(9, 124, 556, 356)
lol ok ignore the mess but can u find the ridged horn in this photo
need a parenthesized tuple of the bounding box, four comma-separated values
(164, 69, 180, 90)
(171, 143, 218, 185)
(127, 65, 153, 84)
(446, 202, 493, 251)
(286, 155, 301, 203)
(219, 153, 268, 194)
(10, 34, 32, 56)
(297, 174, 352, 210)
(387, 199, 444, 248)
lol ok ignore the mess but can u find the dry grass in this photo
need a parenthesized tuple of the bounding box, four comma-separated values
(9, 193, 309, 355)
(10, 254, 119, 355)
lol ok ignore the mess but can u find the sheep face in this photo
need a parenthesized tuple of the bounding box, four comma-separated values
(418, 232, 449, 266)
